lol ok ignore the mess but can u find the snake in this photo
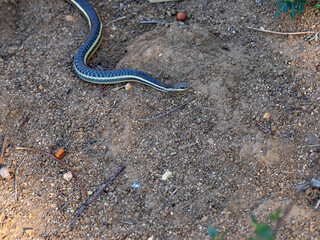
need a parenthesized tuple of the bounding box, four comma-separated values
(66, 0, 189, 92)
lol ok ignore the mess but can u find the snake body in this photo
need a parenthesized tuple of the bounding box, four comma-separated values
(66, 0, 189, 92)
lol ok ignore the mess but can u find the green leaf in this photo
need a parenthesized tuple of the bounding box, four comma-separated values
(221, 231, 227, 238)
(269, 209, 281, 221)
(290, 10, 296, 19)
(255, 223, 274, 240)
(314, 3, 320, 8)
(250, 215, 258, 224)
(207, 226, 218, 238)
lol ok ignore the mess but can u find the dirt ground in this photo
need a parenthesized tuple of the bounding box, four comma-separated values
(0, 0, 319, 239)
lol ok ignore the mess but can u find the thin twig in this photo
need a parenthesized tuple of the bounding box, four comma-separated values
(0, 136, 8, 164)
(256, 122, 272, 134)
(70, 165, 126, 227)
(150, 0, 181, 3)
(138, 98, 195, 121)
(139, 20, 167, 24)
(202, 107, 215, 112)
(256, 122, 294, 140)
(117, 220, 133, 225)
(14, 157, 26, 201)
(247, 26, 316, 36)
(106, 16, 126, 25)
(58, 201, 69, 212)
(14, 146, 87, 203)
(18, 116, 29, 131)
(119, 233, 129, 240)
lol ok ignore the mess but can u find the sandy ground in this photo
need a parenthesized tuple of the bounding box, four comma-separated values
(0, 0, 319, 239)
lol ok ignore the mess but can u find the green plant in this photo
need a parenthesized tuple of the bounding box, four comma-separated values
(207, 225, 227, 239)
(249, 209, 282, 240)
(275, 0, 307, 19)
(207, 209, 282, 240)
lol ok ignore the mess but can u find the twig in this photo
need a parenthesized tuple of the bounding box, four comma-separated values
(138, 98, 195, 121)
(117, 220, 133, 225)
(247, 26, 316, 36)
(18, 116, 29, 130)
(70, 165, 126, 227)
(0, 136, 8, 164)
(15, 157, 26, 201)
(150, 0, 181, 2)
(14, 146, 87, 203)
(58, 201, 69, 212)
(119, 233, 129, 240)
(139, 20, 167, 24)
(202, 107, 215, 112)
(256, 122, 294, 140)
(256, 122, 272, 134)
(106, 16, 126, 25)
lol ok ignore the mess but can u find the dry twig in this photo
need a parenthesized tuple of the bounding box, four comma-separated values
(15, 157, 26, 201)
(0, 136, 8, 164)
(150, 0, 181, 2)
(70, 165, 126, 227)
(138, 98, 194, 121)
(14, 146, 87, 202)
(247, 26, 316, 36)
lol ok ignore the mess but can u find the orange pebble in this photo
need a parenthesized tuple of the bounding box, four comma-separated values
(176, 12, 187, 22)
(55, 148, 65, 159)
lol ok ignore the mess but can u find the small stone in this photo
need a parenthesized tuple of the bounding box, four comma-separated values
(147, 236, 154, 240)
(63, 171, 73, 181)
(161, 170, 172, 180)
(0, 166, 12, 179)
(84, 217, 90, 224)
(263, 112, 271, 119)
(87, 190, 93, 196)
(38, 85, 44, 91)
(176, 12, 187, 21)
(201, 216, 208, 222)
(65, 15, 74, 21)
(125, 83, 132, 91)
(135, 212, 141, 219)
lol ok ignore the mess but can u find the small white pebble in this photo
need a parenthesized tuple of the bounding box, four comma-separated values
(161, 170, 172, 180)
(63, 171, 73, 181)
(65, 15, 74, 21)
(147, 236, 154, 240)
(87, 190, 93, 196)
(125, 83, 132, 91)
(0, 166, 12, 179)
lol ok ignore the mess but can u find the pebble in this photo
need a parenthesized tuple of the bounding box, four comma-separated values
(135, 212, 141, 219)
(0, 166, 12, 179)
(201, 216, 208, 222)
(176, 12, 187, 21)
(63, 171, 73, 181)
(84, 217, 90, 224)
(161, 170, 172, 180)
(38, 85, 44, 91)
(125, 83, 132, 91)
(65, 15, 74, 22)
(263, 112, 271, 119)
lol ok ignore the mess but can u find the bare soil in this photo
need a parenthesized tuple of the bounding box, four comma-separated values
(0, 0, 319, 239)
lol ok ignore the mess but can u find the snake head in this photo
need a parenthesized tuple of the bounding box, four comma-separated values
(172, 82, 189, 91)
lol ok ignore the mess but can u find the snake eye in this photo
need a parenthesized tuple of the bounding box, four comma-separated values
(173, 82, 189, 90)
